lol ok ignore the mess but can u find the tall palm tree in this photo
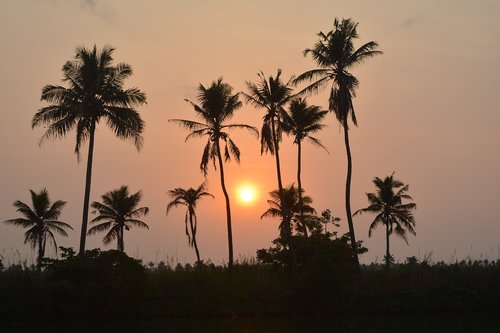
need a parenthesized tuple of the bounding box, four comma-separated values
(243, 70, 299, 278)
(294, 18, 382, 265)
(32, 45, 147, 255)
(284, 98, 328, 237)
(87, 186, 149, 252)
(354, 174, 416, 267)
(3, 189, 72, 270)
(261, 184, 315, 239)
(169, 78, 258, 269)
(166, 182, 214, 264)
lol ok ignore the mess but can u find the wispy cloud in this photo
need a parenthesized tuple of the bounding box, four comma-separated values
(79, 0, 116, 21)
(401, 15, 431, 31)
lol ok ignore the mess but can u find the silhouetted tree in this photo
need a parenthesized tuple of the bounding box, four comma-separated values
(3, 189, 71, 270)
(87, 186, 149, 252)
(283, 98, 328, 237)
(261, 184, 315, 240)
(170, 78, 258, 269)
(294, 18, 382, 265)
(166, 182, 214, 265)
(32, 45, 147, 255)
(243, 70, 300, 279)
(355, 174, 416, 267)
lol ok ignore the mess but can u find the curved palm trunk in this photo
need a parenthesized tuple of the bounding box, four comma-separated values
(215, 139, 234, 270)
(118, 225, 124, 252)
(189, 212, 201, 264)
(297, 141, 308, 238)
(79, 123, 95, 255)
(343, 124, 359, 266)
(271, 117, 299, 280)
(385, 222, 391, 268)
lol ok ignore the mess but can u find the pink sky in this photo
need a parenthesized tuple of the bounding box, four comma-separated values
(1, 0, 499, 265)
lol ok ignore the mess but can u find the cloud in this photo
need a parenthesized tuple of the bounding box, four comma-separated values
(401, 15, 431, 31)
(80, 0, 116, 21)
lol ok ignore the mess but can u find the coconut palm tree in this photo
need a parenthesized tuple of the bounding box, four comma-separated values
(169, 78, 258, 269)
(354, 174, 416, 267)
(283, 98, 328, 237)
(166, 182, 214, 265)
(294, 18, 382, 265)
(243, 70, 300, 278)
(261, 184, 315, 240)
(87, 186, 149, 252)
(3, 189, 72, 271)
(32, 45, 147, 255)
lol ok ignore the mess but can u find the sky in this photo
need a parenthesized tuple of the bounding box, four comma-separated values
(1, 0, 499, 266)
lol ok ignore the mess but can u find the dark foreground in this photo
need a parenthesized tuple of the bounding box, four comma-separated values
(1, 250, 500, 322)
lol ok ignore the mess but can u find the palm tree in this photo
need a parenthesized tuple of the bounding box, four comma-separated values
(169, 78, 258, 269)
(283, 98, 328, 237)
(243, 70, 300, 278)
(354, 174, 416, 267)
(294, 18, 382, 265)
(166, 182, 214, 264)
(32, 45, 147, 255)
(261, 184, 315, 240)
(3, 189, 72, 270)
(87, 186, 149, 252)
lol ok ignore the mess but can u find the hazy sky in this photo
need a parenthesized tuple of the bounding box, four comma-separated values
(1, 0, 499, 266)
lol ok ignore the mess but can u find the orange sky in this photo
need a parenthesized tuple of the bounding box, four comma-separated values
(1, 0, 499, 265)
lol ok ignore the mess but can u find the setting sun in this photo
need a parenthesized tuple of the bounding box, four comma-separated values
(237, 185, 257, 204)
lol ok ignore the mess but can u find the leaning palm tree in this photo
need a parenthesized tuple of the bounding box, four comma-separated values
(3, 189, 72, 270)
(32, 45, 147, 255)
(87, 186, 149, 252)
(169, 78, 258, 269)
(166, 182, 214, 265)
(243, 70, 300, 278)
(283, 98, 328, 237)
(261, 184, 315, 240)
(354, 174, 416, 267)
(294, 18, 382, 265)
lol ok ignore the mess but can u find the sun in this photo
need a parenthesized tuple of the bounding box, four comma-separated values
(237, 185, 257, 204)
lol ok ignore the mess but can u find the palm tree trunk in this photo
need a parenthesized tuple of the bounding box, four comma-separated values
(385, 222, 390, 268)
(215, 139, 234, 270)
(79, 122, 95, 256)
(37, 233, 43, 272)
(189, 212, 201, 265)
(297, 141, 308, 238)
(118, 226, 124, 252)
(343, 124, 359, 266)
(271, 116, 299, 281)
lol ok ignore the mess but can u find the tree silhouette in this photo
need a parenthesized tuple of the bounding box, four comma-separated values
(355, 174, 416, 267)
(3, 189, 71, 270)
(170, 78, 257, 269)
(261, 184, 315, 239)
(87, 186, 149, 252)
(283, 98, 328, 237)
(32, 45, 147, 255)
(294, 18, 382, 265)
(243, 70, 300, 279)
(166, 182, 214, 265)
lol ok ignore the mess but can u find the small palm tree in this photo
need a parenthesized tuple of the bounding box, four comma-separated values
(166, 182, 214, 264)
(87, 186, 149, 252)
(32, 45, 147, 255)
(261, 185, 315, 240)
(169, 78, 258, 269)
(3, 189, 72, 270)
(243, 70, 299, 278)
(355, 174, 416, 267)
(283, 98, 328, 237)
(294, 18, 382, 265)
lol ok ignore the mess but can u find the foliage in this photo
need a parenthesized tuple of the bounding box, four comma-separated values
(87, 185, 149, 252)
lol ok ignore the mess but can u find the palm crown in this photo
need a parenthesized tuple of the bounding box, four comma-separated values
(88, 186, 149, 251)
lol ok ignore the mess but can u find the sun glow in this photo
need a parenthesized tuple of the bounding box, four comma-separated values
(237, 185, 257, 204)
